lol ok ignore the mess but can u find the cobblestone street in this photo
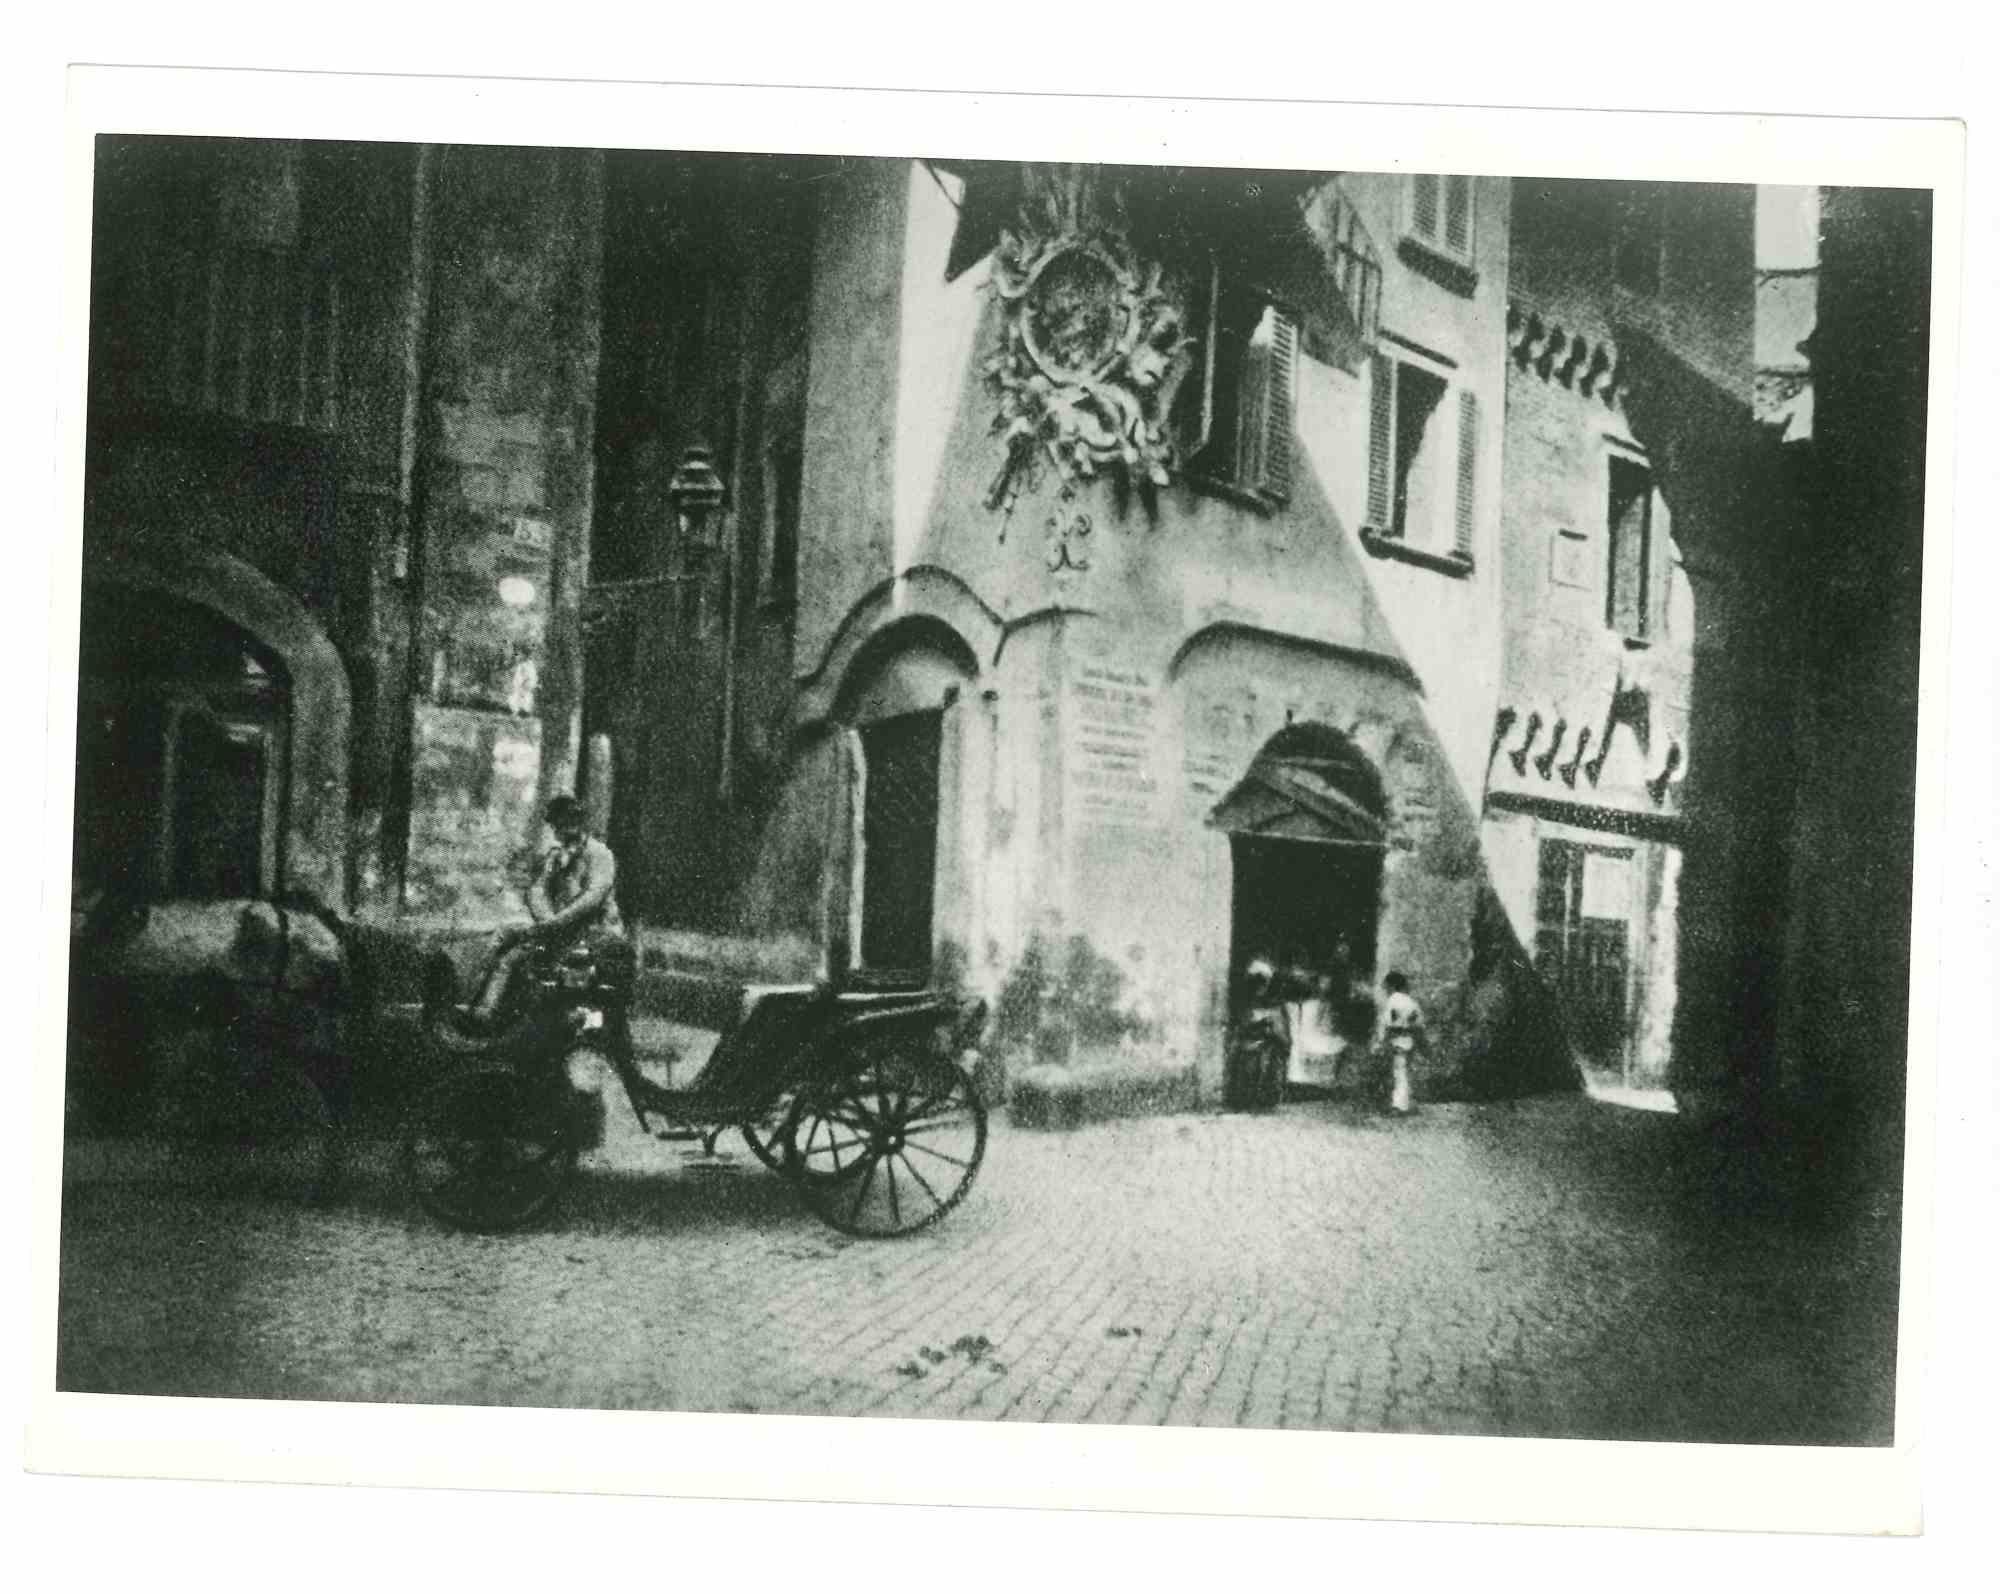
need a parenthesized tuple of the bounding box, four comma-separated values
(55, 1095, 1900, 1444)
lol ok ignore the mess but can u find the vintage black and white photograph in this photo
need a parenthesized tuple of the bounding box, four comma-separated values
(33, 67, 1960, 1533)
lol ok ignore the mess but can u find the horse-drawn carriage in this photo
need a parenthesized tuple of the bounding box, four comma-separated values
(405, 942, 990, 1238)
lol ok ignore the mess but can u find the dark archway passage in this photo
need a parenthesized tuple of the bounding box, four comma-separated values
(1227, 837, 1382, 993)
(1210, 721, 1388, 1026)
(75, 583, 291, 903)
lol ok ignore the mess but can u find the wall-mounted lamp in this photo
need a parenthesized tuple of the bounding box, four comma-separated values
(667, 442, 728, 560)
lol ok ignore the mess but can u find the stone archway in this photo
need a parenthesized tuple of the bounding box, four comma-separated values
(1209, 721, 1388, 1101)
(83, 543, 352, 912)
(1211, 722, 1388, 1003)
(831, 617, 981, 984)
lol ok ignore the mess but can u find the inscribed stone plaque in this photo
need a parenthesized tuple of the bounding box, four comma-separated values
(1551, 527, 1594, 589)
(1069, 661, 1162, 829)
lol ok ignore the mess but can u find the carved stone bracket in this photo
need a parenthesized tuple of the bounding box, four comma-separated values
(1496, 670, 1688, 806)
(1507, 303, 1623, 408)
(1646, 740, 1686, 805)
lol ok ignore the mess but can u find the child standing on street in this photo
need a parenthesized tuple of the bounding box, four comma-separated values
(1377, 971, 1425, 1115)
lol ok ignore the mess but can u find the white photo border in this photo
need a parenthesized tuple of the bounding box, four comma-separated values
(30, 64, 1967, 1539)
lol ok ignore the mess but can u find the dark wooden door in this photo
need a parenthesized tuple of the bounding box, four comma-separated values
(1535, 839, 1634, 1072)
(169, 707, 271, 899)
(859, 710, 942, 980)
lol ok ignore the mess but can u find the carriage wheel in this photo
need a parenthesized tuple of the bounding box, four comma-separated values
(741, 1097, 851, 1185)
(402, 1068, 575, 1233)
(783, 1059, 986, 1237)
(738, 1104, 792, 1175)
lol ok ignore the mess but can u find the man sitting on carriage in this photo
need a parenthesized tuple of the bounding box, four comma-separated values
(467, 794, 633, 1027)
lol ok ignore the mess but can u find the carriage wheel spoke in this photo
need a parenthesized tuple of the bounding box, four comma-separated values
(893, 1149, 945, 1211)
(902, 1140, 974, 1170)
(791, 1059, 984, 1237)
(845, 1156, 881, 1227)
(809, 1126, 871, 1166)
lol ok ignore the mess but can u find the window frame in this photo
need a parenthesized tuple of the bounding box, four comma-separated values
(1175, 256, 1302, 512)
(1605, 449, 1656, 643)
(1360, 341, 1479, 577)
(1398, 174, 1479, 292)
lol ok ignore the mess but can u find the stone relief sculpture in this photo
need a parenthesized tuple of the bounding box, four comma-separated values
(983, 166, 1193, 519)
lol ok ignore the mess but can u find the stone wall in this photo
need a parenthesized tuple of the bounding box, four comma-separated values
(399, 145, 603, 920)
(1765, 187, 1929, 1192)
(1491, 178, 1756, 1100)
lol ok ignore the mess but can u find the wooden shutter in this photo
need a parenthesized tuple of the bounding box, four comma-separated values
(1237, 306, 1298, 504)
(1178, 258, 1221, 464)
(1410, 175, 1440, 245)
(1366, 353, 1396, 530)
(1444, 176, 1473, 259)
(1453, 387, 1479, 559)
(1652, 489, 1676, 638)
(1607, 462, 1652, 638)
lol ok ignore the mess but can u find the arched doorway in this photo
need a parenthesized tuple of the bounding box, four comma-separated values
(1210, 722, 1388, 1031)
(834, 620, 978, 985)
(76, 546, 352, 912)
(75, 583, 291, 903)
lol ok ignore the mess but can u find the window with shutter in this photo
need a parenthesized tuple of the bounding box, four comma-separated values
(1391, 362, 1446, 542)
(1404, 173, 1476, 271)
(1411, 175, 1441, 245)
(1367, 353, 1396, 530)
(1175, 264, 1298, 510)
(1606, 455, 1653, 639)
(1444, 176, 1473, 259)
(1454, 388, 1479, 559)
(1361, 352, 1476, 575)
(1235, 306, 1298, 505)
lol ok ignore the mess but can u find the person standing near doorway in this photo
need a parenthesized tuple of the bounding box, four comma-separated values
(1377, 970, 1426, 1115)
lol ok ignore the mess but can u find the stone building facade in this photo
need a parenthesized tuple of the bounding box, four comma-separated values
(79, 137, 603, 935)
(696, 160, 1542, 1108)
(76, 141, 1798, 1118)
(1481, 179, 1757, 1093)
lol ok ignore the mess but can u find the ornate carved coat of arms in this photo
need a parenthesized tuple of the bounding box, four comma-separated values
(983, 167, 1192, 513)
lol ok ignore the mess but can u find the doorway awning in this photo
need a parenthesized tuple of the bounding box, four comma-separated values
(1209, 759, 1388, 846)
